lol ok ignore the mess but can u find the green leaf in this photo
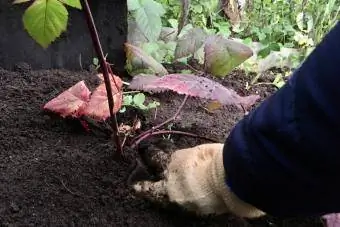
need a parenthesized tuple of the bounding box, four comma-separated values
(127, 19, 148, 45)
(204, 35, 253, 77)
(133, 0, 165, 41)
(175, 27, 208, 59)
(119, 106, 127, 113)
(59, 0, 82, 9)
(127, 0, 141, 11)
(133, 93, 146, 105)
(92, 57, 98, 64)
(258, 43, 281, 58)
(147, 101, 160, 109)
(123, 95, 133, 106)
(13, 0, 31, 4)
(125, 43, 168, 76)
(23, 0, 68, 48)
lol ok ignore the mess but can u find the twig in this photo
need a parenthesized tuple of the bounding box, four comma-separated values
(130, 130, 219, 149)
(130, 95, 189, 145)
(81, 0, 122, 154)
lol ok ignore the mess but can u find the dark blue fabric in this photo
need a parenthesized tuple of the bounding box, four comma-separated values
(223, 22, 340, 217)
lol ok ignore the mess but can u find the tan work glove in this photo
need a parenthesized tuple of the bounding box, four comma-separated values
(132, 143, 265, 218)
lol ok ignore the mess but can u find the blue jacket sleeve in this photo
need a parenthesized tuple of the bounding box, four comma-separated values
(223, 21, 340, 218)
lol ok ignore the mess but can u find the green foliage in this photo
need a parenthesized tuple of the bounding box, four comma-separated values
(125, 43, 169, 76)
(174, 27, 208, 59)
(13, 0, 82, 48)
(127, 0, 166, 42)
(204, 35, 253, 77)
(239, 0, 339, 50)
(120, 92, 160, 112)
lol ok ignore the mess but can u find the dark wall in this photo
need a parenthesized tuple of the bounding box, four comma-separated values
(0, 0, 127, 73)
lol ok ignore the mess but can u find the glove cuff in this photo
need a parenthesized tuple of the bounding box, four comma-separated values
(209, 149, 266, 218)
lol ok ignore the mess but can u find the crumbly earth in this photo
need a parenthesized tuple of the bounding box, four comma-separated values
(0, 63, 325, 226)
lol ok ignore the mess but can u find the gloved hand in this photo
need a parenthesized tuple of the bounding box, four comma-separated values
(132, 143, 265, 218)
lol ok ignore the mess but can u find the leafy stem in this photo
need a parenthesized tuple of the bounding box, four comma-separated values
(81, 0, 122, 154)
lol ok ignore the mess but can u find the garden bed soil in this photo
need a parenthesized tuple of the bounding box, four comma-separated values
(0, 64, 325, 226)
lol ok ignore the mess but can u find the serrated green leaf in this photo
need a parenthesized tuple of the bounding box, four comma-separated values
(23, 0, 68, 48)
(59, 0, 82, 9)
(204, 35, 253, 77)
(133, 0, 165, 41)
(13, 0, 31, 4)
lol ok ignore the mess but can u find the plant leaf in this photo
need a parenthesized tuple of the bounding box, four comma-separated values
(133, 0, 165, 41)
(204, 35, 253, 77)
(159, 27, 177, 42)
(125, 43, 168, 76)
(127, 19, 148, 45)
(81, 75, 123, 121)
(59, 0, 82, 9)
(123, 95, 133, 106)
(129, 73, 260, 109)
(128, 74, 161, 91)
(43, 80, 91, 118)
(23, 0, 68, 48)
(323, 213, 340, 227)
(127, 0, 141, 11)
(133, 93, 146, 105)
(177, 0, 190, 36)
(175, 27, 208, 59)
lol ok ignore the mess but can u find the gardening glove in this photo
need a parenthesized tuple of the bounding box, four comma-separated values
(132, 143, 265, 218)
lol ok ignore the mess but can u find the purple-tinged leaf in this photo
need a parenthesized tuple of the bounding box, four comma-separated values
(175, 28, 208, 59)
(129, 73, 260, 109)
(204, 35, 253, 77)
(125, 43, 168, 76)
(128, 74, 163, 92)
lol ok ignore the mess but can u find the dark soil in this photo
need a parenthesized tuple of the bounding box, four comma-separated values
(0, 64, 325, 226)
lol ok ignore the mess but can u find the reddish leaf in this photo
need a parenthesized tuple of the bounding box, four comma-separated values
(43, 81, 91, 118)
(81, 75, 123, 121)
(128, 74, 161, 92)
(129, 73, 260, 109)
(323, 213, 340, 227)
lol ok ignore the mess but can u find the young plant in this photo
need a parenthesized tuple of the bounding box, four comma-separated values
(13, 0, 124, 154)
(120, 92, 160, 113)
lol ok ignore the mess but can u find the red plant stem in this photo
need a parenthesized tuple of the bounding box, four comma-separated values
(130, 95, 189, 145)
(130, 130, 219, 149)
(81, 0, 122, 153)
